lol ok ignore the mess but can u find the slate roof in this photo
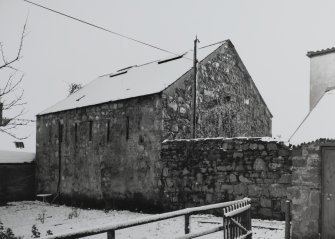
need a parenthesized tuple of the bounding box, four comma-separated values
(307, 47, 335, 58)
(289, 88, 335, 145)
(39, 42, 226, 115)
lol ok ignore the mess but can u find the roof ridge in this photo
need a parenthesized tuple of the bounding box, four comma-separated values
(307, 47, 335, 58)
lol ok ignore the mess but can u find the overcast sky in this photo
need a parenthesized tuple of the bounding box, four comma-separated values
(1, 0, 335, 151)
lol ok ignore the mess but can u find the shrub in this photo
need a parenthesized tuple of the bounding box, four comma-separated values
(68, 207, 80, 219)
(0, 220, 19, 239)
(31, 225, 40, 238)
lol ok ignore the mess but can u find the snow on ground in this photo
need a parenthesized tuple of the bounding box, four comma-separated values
(0, 201, 284, 239)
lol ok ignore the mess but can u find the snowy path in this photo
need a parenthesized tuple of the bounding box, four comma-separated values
(0, 201, 284, 239)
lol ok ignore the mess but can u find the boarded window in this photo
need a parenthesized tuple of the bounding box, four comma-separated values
(89, 120, 93, 141)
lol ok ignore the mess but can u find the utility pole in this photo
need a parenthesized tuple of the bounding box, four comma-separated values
(192, 36, 200, 139)
(0, 102, 3, 126)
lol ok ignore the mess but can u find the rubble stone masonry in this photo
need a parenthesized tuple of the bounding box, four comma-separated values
(162, 41, 272, 140)
(288, 140, 335, 239)
(36, 94, 163, 210)
(159, 138, 292, 220)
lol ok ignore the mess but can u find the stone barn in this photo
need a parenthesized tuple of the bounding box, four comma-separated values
(36, 40, 272, 209)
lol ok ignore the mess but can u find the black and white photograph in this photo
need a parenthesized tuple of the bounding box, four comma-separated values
(1, 1, 335, 238)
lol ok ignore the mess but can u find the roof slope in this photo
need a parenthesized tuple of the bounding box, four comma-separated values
(289, 88, 335, 145)
(0, 150, 35, 164)
(0, 126, 36, 153)
(39, 42, 225, 115)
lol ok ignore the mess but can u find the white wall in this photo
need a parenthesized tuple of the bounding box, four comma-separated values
(310, 52, 335, 110)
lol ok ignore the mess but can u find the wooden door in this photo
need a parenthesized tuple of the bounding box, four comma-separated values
(322, 147, 335, 238)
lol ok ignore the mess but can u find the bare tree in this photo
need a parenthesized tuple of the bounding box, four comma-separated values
(0, 19, 28, 139)
(68, 82, 82, 95)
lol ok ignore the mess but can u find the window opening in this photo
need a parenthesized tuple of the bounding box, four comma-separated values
(107, 120, 110, 142)
(89, 120, 93, 141)
(58, 121, 63, 143)
(126, 117, 129, 140)
(75, 123, 78, 143)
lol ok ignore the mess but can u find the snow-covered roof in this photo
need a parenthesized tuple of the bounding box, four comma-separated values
(0, 150, 35, 164)
(38, 42, 227, 115)
(289, 88, 335, 145)
(0, 124, 36, 153)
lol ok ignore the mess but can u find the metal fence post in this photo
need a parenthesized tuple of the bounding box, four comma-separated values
(107, 230, 115, 239)
(185, 213, 190, 234)
(223, 208, 226, 239)
(247, 206, 252, 239)
(285, 200, 291, 239)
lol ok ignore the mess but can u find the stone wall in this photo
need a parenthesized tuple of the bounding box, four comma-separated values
(159, 138, 291, 219)
(288, 140, 333, 239)
(36, 94, 163, 210)
(0, 163, 35, 203)
(162, 40, 272, 140)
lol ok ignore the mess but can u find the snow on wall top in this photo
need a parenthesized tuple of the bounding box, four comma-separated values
(0, 150, 35, 164)
(39, 42, 226, 115)
(289, 89, 335, 145)
(163, 136, 282, 143)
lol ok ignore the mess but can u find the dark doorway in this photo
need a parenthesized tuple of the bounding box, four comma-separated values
(322, 147, 335, 238)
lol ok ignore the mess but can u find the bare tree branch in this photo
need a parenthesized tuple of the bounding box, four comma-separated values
(0, 18, 27, 70)
(0, 17, 29, 140)
(0, 42, 7, 63)
(1, 107, 26, 126)
(3, 91, 25, 110)
(1, 72, 23, 97)
(0, 127, 28, 140)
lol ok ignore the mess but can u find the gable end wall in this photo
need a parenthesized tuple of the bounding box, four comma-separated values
(162, 41, 272, 140)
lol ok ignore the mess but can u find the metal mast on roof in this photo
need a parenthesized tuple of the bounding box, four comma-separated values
(192, 36, 200, 139)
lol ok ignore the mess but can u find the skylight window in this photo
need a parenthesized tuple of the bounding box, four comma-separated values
(157, 55, 184, 64)
(76, 95, 86, 101)
(109, 71, 128, 78)
(14, 141, 24, 149)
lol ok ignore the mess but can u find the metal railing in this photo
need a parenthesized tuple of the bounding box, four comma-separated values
(222, 199, 252, 239)
(43, 198, 252, 239)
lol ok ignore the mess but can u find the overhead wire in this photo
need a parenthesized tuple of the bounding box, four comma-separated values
(23, 0, 227, 79)
(22, 0, 192, 60)
(23, 0, 227, 66)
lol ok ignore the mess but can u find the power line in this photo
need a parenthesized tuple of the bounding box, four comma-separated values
(22, 0, 186, 58)
(199, 40, 226, 49)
